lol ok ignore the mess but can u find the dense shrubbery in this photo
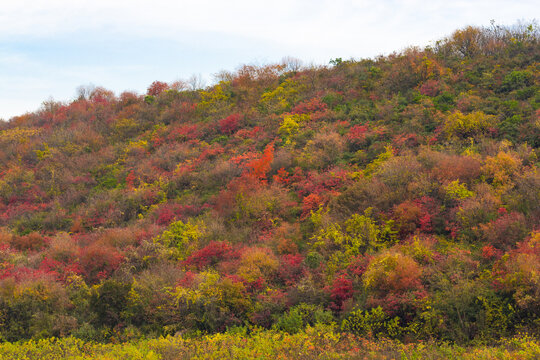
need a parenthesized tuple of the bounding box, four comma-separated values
(0, 21, 538, 349)
(0, 328, 539, 359)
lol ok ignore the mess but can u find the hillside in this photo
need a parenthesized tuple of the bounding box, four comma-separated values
(0, 21, 538, 349)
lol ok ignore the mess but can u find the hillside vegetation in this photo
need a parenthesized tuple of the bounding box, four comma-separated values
(0, 21, 538, 353)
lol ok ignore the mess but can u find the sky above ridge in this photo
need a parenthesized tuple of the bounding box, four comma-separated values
(0, 0, 538, 120)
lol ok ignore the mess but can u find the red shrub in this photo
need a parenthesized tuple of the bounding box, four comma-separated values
(0, 264, 49, 282)
(154, 203, 208, 226)
(235, 126, 263, 139)
(392, 133, 419, 149)
(147, 81, 169, 96)
(477, 212, 528, 250)
(291, 98, 328, 114)
(347, 124, 368, 144)
(184, 241, 236, 270)
(393, 200, 423, 237)
(418, 79, 440, 96)
(245, 143, 274, 182)
(330, 274, 353, 312)
(177, 271, 197, 288)
(392, 197, 437, 236)
(78, 244, 124, 283)
(418, 213, 432, 233)
(125, 171, 137, 190)
(346, 254, 372, 278)
(276, 238, 298, 255)
(295, 168, 351, 198)
(481, 245, 503, 260)
(39, 257, 82, 282)
(168, 124, 200, 141)
(219, 114, 241, 135)
(9, 233, 47, 252)
(156, 207, 176, 226)
(301, 193, 323, 219)
(431, 153, 482, 184)
(273, 167, 291, 185)
(277, 254, 305, 286)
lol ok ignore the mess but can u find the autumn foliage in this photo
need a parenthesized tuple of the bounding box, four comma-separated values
(0, 21, 538, 346)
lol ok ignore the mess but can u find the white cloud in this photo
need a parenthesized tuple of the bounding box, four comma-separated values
(1, 2, 537, 62)
(0, 0, 538, 118)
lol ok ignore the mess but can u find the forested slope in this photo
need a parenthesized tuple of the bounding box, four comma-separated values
(0, 22, 538, 346)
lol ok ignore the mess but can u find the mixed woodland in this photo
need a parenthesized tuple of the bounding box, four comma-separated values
(0, 21, 539, 358)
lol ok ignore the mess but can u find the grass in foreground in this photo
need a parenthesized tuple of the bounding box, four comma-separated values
(0, 325, 539, 360)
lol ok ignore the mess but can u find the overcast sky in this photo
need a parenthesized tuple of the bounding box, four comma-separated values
(0, 0, 538, 120)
